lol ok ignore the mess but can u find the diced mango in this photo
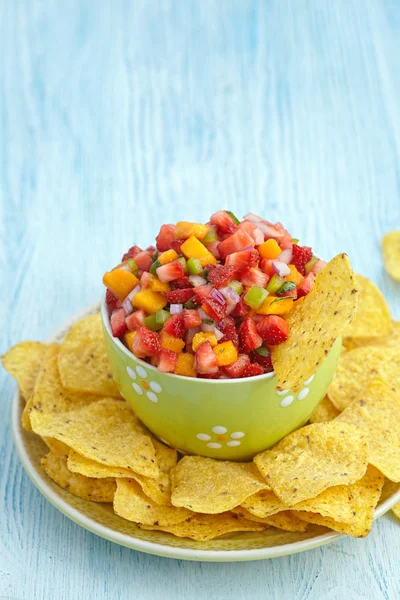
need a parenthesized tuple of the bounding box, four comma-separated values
(175, 222, 210, 240)
(124, 331, 137, 352)
(148, 275, 171, 293)
(160, 331, 185, 353)
(174, 352, 196, 377)
(103, 269, 139, 301)
(132, 289, 167, 314)
(258, 239, 282, 260)
(158, 249, 179, 265)
(180, 236, 217, 267)
(213, 341, 238, 367)
(287, 264, 304, 286)
(192, 332, 218, 352)
(257, 296, 294, 315)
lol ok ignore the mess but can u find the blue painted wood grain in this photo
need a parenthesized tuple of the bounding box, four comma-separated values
(1, 0, 400, 598)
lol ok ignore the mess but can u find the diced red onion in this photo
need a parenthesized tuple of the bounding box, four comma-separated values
(119, 263, 131, 271)
(220, 286, 240, 306)
(253, 228, 265, 245)
(272, 261, 291, 277)
(256, 222, 284, 239)
(122, 284, 141, 314)
(243, 212, 263, 223)
(278, 248, 293, 264)
(198, 308, 209, 320)
(213, 327, 225, 341)
(210, 288, 226, 305)
(201, 321, 215, 332)
(170, 303, 183, 315)
(189, 275, 207, 287)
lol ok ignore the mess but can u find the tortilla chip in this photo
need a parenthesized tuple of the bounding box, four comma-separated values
(68, 439, 176, 504)
(336, 379, 400, 482)
(343, 275, 391, 341)
(34, 398, 158, 478)
(328, 346, 400, 411)
(308, 396, 341, 423)
(22, 400, 34, 431)
(2, 341, 47, 401)
(343, 321, 400, 351)
(240, 489, 287, 519)
(271, 254, 358, 390)
(262, 511, 309, 532)
(171, 456, 269, 513)
(43, 438, 70, 458)
(382, 231, 400, 281)
(41, 452, 116, 502)
(253, 422, 368, 504)
(58, 314, 120, 397)
(139, 513, 266, 541)
(114, 479, 192, 526)
(392, 502, 400, 521)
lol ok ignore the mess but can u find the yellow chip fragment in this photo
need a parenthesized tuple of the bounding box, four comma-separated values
(171, 456, 269, 513)
(271, 254, 358, 390)
(114, 479, 192, 526)
(382, 231, 400, 281)
(336, 379, 400, 482)
(254, 422, 368, 505)
(139, 512, 266, 541)
(328, 346, 400, 411)
(2, 341, 47, 401)
(240, 489, 287, 519)
(232, 507, 307, 532)
(41, 452, 116, 502)
(58, 314, 120, 397)
(343, 321, 400, 351)
(308, 396, 341, 423)
(343, 275, 391, 341)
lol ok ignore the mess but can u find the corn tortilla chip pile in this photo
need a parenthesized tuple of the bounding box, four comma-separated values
(2, 253, 400, 543)
(382, 231, 400, 281)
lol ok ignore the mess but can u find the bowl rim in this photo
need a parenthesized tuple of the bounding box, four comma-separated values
(101, 295, 276, 385)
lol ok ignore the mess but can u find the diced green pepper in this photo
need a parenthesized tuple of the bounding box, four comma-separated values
(143, 314, 163, 331)
(266, 274, 285, 294)
(277, 281, 296, 296)
(187, 257, 203, 275)
(127, 258, 138, 273)
(226, 210, 240, 225)
(202, 230, 218, 244)
(155, 309, 171, 325)
(150, 260, 161, 276)
(255, 346, 270, 357)
(227, 280, 243, 295)
(305, 255, 318, 274)
(291, 238, 299, 244)
(244, 285, 269, 309)
(176, 256, 188, 273)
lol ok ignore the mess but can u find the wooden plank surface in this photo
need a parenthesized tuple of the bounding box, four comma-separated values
(1, 1, 399, 598)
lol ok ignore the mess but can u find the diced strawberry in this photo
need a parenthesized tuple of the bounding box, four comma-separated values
(134, 251, 153, 272)
(238, 220, 256, 238)
(198, 371, 221, 379)
(291, 244, 313, 276)
(122, 245, 142, 261)
(185, 325, 201, 345)
(157, 348, 177, 373)
(230, 297, 250, 318)
(125, 309, 146, 331)
(145, 245, 157, 257)
(156, 224, 175, 252)
(242, 363, 265, 378)
(205, 241, 221, 259)
(297, 272, 316, 297)
(219, 320, 239, 348)
(260, 258, 275, 277)
(110, 308, 127, 337)
(210, 210, 237, 235)
(170, 239, 185, 254)
(225, 248, 259, 273)
(206, 264, 236, 288)
(194, 284, 213, 302)
(166, 288, 195, 305)
(256, 315, 289, 345)
(218, 229, 255, 260)
(170, 276, 190, 289)
(271, 222, 293, 250)
(240, 267, 269, 288)
(195, 341, 219, 374)
(156, 261, 185, 283)
(223, 354, 250, 378)
(239, 318, 263, 353)
(201, 296, 228, 322)
(140, 271, 153, 288)
(310, 259, 327, 275)
(163, 314, 185, 338)
(106, 289, 120, 313)
(250, 350, 274, 373)
(132, 326, 161, 358)
(283, 287, 298, 299)
(183, 309, 202, 329)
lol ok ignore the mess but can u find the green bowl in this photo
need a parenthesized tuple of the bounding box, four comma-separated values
(101, 300, 341, 461)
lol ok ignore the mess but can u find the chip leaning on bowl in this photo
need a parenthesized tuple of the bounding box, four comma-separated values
(3, 211, 400, 543)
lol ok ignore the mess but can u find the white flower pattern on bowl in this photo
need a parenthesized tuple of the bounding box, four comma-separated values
(196, 426, 245, 449)
(275, 375, 314, 407)
(126, 365, 162, 403)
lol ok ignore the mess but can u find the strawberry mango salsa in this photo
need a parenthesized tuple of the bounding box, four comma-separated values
(103, 211, 326, 379)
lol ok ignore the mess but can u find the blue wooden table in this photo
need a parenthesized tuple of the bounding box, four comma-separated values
(1, 1, 400, 598)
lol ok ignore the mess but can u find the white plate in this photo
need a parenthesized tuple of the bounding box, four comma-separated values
(11, 302, 400, 562)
